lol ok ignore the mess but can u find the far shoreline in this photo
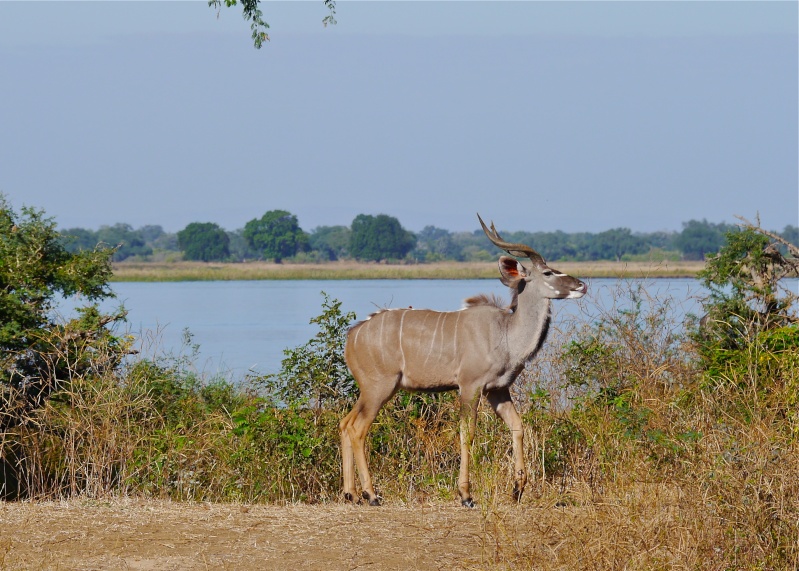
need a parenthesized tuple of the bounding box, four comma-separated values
(110, 260, 706, 282)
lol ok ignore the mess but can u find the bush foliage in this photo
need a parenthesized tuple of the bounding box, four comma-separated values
(257, 292, 357, 410)
(0, 196, 128, 430)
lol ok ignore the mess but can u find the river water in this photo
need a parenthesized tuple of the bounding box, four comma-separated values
(53, 278, 718, 378)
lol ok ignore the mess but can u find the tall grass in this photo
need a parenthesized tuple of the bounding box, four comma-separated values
(1, 279, 796, 568)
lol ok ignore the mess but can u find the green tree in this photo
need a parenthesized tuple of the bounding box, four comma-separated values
(349, 214, 416, 262)
(674, 219, 734, 261)
(96, 223, 152, 261)
(227, 229, 259, 261)
(151, 232, 179, 252)
(138, 225, 167, 245)
(779, 225, 798, 255)
(309, 225, 351, 261)
(0, 196, 127, 426)
(60, 227, 98, 253)
(505, 230, 577, 261)
(177, 222, 231, 262)
(453, 230, 493, 262)
(588, 228, 648, 262)
(243, 210, 308, 263)
(642, 230, 678, 252)
(413, 226, 462, 261)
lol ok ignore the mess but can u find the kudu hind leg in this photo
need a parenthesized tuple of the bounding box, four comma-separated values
(341, 384, 397, 506)
(487, 388, 527, 502)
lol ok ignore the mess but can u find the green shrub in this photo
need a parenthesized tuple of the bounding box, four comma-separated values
(694, 223, 798, 378)
(256, 292, 356, 410)
(0, 196, 126, 429)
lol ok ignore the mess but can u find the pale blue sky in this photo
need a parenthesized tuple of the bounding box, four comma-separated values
(1, 1, 796, 234)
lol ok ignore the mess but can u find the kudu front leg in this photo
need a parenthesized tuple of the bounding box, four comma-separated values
(458, 390, 480, 508)
(487, 388, 527, 502)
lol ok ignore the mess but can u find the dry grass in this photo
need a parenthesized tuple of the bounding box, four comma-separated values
(111, 260, 705, 282)
(0, 498, 487, 570)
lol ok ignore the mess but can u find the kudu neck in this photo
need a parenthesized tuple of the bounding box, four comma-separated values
(507, 281, 552, 361)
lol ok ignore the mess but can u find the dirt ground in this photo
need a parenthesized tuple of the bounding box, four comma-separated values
(0, 499, 521, 571)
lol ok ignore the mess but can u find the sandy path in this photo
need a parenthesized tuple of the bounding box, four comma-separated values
(0, 499, 498, 571)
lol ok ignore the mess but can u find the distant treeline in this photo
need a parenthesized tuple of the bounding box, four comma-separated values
(59, 210, 799, 264)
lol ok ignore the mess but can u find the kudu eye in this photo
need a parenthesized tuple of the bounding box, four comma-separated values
(542, 270, 553, 276)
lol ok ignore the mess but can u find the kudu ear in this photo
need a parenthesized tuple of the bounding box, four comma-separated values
(498, 256, 528, 286)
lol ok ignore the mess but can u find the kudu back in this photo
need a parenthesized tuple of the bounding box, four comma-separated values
(340, 214, 587, 506)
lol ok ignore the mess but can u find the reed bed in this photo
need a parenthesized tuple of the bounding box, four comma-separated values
(111, 260, 705, 282)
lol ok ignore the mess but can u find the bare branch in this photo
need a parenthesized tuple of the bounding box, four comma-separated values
(735, 215, 799, 259)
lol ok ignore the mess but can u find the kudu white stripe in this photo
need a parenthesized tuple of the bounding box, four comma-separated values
(340, 214, 587, 507)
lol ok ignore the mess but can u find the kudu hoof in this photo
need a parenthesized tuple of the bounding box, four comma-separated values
(512, 486, 524, 503)
(461, 498, 476, 508)
(343, 492, 354, 503)
(362, 491, 382, 506)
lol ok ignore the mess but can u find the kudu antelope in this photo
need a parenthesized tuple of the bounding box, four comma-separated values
(340, 214, 587, 507)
